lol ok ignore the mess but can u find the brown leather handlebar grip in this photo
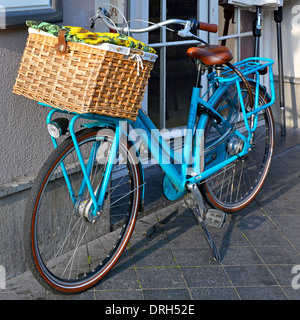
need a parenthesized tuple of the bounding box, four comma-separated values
(198, 22, 218, 33)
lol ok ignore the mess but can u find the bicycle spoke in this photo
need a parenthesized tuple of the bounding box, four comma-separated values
(63, 221, 89, 279)
(201, 84, 274, 212)
(25, 129, 141, 293)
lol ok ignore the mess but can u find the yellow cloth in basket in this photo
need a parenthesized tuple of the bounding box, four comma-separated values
(26, 21, 156, 54)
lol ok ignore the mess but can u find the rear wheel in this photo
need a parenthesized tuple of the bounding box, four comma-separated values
(200, 83, 274, 213)
(24, 128, 141, 294)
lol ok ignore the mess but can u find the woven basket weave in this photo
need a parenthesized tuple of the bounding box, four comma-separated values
(13, 29, 157, 121)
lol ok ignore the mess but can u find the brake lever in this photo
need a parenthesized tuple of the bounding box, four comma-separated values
(89, 7, 111, 29)
(90, 19, 95, 29)
(177, 20, 194, 38)
(100, 7, 111, 18)
(89, 14, 99, 29)
(177, 21, 208, 46)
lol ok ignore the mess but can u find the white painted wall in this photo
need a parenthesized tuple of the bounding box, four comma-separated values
(262, 0, 300, 78)
(261, 0, 300, 127)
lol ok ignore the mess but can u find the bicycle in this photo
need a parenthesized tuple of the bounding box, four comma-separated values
(23, 7, 275, 294)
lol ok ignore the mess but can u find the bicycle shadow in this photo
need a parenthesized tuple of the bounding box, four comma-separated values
(98, 144, 300, 285)
(101, 201, 267, 283)
(100, 205, 211, 280)
(219, 148, 300, 256)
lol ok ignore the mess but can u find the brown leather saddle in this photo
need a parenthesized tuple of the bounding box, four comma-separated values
(187, 45, 233, 66)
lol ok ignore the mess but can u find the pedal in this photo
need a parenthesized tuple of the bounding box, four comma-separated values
(205, 209, 227, 228)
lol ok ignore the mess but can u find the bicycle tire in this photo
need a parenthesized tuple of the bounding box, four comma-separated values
(24, 128, 141, 294)
(200, 82, 274, 213)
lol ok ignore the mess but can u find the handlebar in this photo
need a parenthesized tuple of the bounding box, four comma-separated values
(90, 7, 218, 39)
(106, 18, 188, 34)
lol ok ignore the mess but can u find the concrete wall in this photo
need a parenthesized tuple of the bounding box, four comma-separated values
(0, 0, 95, 187)
(0, 0, 96, 278)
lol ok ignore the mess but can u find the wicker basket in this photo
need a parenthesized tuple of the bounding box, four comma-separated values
(13, 28, 157, 121)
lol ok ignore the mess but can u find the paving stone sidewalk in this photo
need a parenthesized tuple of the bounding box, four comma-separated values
(1, 128, 300, 300)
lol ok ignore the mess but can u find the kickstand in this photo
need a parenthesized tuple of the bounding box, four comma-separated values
(185, 183, 222, 262)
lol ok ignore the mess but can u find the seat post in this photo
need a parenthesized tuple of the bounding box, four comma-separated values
(195, 62, 204, 88)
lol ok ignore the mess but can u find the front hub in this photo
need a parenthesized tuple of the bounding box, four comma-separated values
(75, 198, 100, 223)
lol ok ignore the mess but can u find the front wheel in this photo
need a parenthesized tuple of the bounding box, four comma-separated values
(24, 128, 141, 294)
(200, 83, 275, 213)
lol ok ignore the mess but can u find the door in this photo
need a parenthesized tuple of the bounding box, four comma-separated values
(146, 0, 212, 129)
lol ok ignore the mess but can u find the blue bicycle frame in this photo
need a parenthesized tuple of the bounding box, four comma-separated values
(42, 57, 275, 218)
